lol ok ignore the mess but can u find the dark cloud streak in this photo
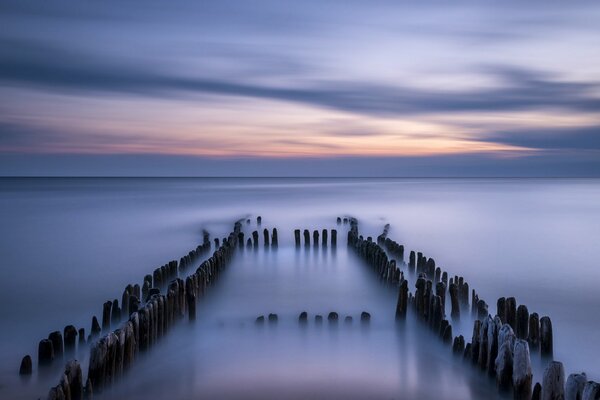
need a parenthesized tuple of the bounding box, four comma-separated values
(1, 38, 599, 117)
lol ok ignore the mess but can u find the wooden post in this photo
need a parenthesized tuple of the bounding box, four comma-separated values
(102, 301, 112, 333)
(65, 360, 83, 400)
(263, 228, 270, 247)
(252, 231, 259, 249)
(187, 292, 196, 321)
(449, 283, 460, 319)
(111, 299, 121, 325)
(529, 312, 540, 349)
(294, 229, 301, 248)
(516, 305, 529, 340)
(513, 339, 533, 400)
(540, 316, 553, 357)
(272, 229, 278, 248)
(48, 331, 64, 361)
(19, 355, 32, 375)
(496, 338, 513, 392)
(583, 382, 600, 400)
(64, 325, 77, 355)
(38, 339, 54, 367)
(360, 312, 371, 323)
(452, 335, 465, 355)
(313, 230, 319, 247)
(322, 229, 328, 246)
(542, 361, 565, 400)
(299, 311, 308, 324)
(497, 297, 506, 324)
(303, 230, 310, 247)
(566, 373, 587, 400)
(331, 229, 337, 247)
(506, 297, 517, 330)
(395, 280, 408, 320)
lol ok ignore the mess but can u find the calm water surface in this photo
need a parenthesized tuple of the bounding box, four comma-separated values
(0, 178, 598, 399)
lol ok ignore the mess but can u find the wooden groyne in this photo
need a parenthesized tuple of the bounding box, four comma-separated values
(348, 217, 597, 400)
(36, 221, 245, 399)
(23, 215, 599, 399)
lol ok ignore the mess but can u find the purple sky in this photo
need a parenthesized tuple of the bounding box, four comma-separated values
(1, 0, 599, 176)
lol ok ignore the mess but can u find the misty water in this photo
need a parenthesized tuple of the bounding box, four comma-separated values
(0, 178, 599, 399)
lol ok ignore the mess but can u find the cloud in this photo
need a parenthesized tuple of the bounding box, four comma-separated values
(477, 125, 600, 150)
(1, 38, 599, 118)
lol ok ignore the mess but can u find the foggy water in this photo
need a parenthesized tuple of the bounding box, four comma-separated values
(0, 178, 599, 399)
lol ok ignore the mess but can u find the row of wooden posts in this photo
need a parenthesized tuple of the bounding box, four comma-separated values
(41, 220, 247, 400)
(28, 235, 214, 378)
(254, 311, 372, 325)
(294, 229, 337, 248)
(348, 217, 600, 400)
(236, 228, 279, 250)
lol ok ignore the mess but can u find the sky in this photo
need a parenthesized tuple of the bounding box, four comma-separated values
(1, 0, 599, 176)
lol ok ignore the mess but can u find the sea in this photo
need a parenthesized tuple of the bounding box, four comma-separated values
(0, 177, 598, 399)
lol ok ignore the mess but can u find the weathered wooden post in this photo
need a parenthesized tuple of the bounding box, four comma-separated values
(102, 301, 112, 333)
(409, 251, 416, 270)
(487, 316, 501, 375)
(328, 312, 339, 323)
(263, 228, 270, 247)
(395, 280, 408, 320)
(111, 299, 121, 325)
(257, 216, 262, 225)
(471, 320, 481, 364)
(540, 316, 553, 357)
(19, 355, 32, 375)
(449, 283, 460, 319)
(566, 373, 587, 400)
(529, 312, 540, 349)
(272, 229, 278, 248)
(478, 316, 490, 370)
(542, 361, 565, 400)
(513, 339, 533, 400)
(582, 382, 600, 400)
(303, 230, 310, 247)
(313, 230, 319, 247)
(38, 339, 54, 367)
(78, 328, 85, 345)
(496, 338, 513, 391)
(65, 360, 83, 400)
(84, 378, 93, 400)
(516, 305, 529, 340)
(452, 335, 465, 355)
(187, 292, 196, 321)
(252, 231, 259, 249)
(331, 229, 337, 247)
(361, 311, 371, 323)
(299, 311, 308, 324)
(532, 383, 542, 400)
(295, 229, 301, 248)
(322, 229, 328, 246)
(268, 313, 278, 323)
(497, 297, 506, 324)
(49, 331, 64, 361)
(477, 299, 488, 320)
(122, 287, 131, 319)
(506, 297, 517, 329)
(64, 325, 77, 354)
